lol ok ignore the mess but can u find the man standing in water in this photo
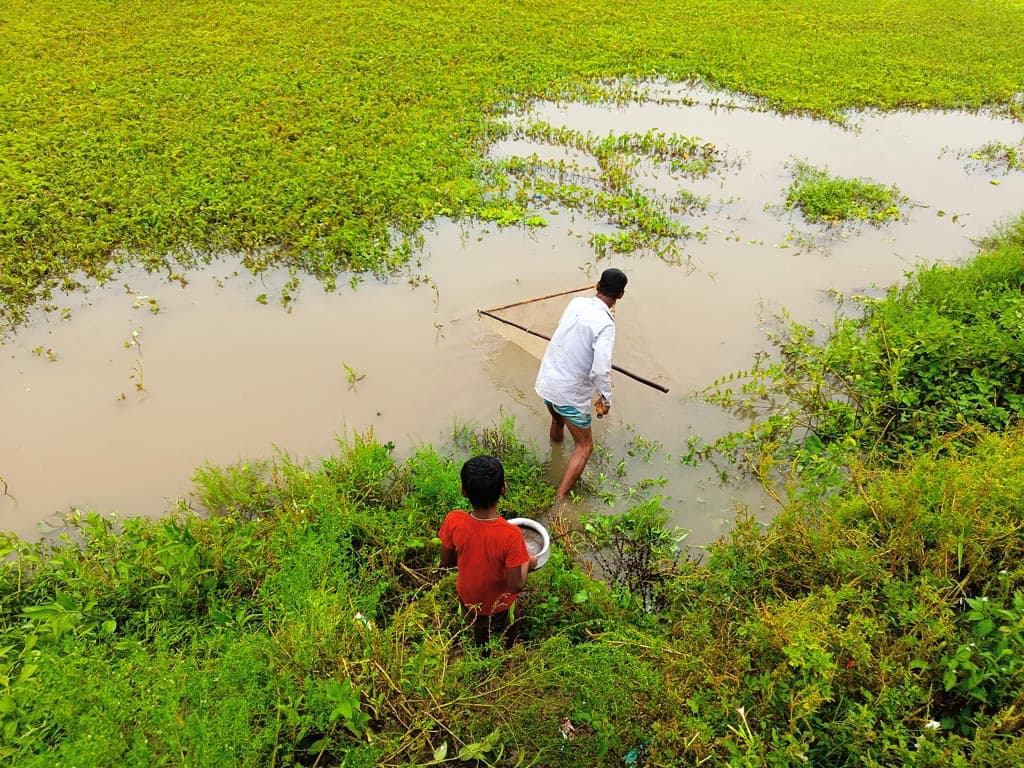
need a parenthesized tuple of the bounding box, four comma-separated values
(535, 268, 627, 501)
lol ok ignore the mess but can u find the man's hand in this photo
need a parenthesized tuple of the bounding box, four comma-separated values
(595, 396, 610, 418)
(528, 555, 539, 572)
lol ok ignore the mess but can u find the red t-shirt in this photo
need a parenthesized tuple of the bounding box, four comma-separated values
(438, 510, 530, 615)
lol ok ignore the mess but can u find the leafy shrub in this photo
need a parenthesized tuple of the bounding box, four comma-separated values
(573, 498, 688, 613)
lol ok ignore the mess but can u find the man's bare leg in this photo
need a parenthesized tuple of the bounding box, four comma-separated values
(555, 420, 593, 500)
(545, 402, 566, 443)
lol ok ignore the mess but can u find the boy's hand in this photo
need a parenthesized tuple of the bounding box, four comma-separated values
(528, 555, 539, 572)
(439, 545, 457, 569)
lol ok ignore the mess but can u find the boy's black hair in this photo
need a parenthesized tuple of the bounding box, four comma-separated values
(597, 268, 628, 299)
(461, 455, 505, 510)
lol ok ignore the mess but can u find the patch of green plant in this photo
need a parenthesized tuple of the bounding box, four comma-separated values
(451, 417, 554, 515)
(573, 499, 689, 614)
(489, 123, 723, 264)
(699, 213, 1024, 486)
(963, 139, 1024, 172)
(4, 0, 1024, 333)
(657, 427, 1024, 762)
(783, 159, 908, 225)
(519, 122, 724, 180)
(941, 592, 1024, 733)
(585, 429, 673, 507)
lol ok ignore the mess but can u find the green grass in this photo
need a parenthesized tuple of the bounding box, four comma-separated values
(2, 0, 1024, 333)
(6, 417, 1024, 765)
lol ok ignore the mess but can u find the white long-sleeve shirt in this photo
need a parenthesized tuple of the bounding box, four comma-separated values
(534, 296, 616, 412)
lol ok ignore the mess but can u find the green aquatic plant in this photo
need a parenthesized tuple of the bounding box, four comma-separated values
(3, 0, 1023, 334)
(518, 123, 723, 181)
(699, 214, 1024, 495)
(342, 362, 366, 390)
(489, 123, 722, 263)
(964, 139, 1024, 172)
(131, 295, 161, 314)
(783, 159, 907, 225)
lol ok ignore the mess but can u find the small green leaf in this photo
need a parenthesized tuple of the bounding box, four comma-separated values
(482, 727, 502, 750)
(457, 741, 485, 760)
(976, 618, 995, 637)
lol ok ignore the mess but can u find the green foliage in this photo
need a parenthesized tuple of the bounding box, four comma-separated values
(784, 159, 907, 225)
(193, 459, 276, 521)
(670, 217, 1024, 761)
(702, 214, 1024, 486)
(574, 499, 688, 613)
(1, 421, 654, 765)
(655, 427, 1024, 766)
(4, 0, 1024, 332)
(452, 418, 553, 516)
(965, 139, 1024, 172)
(489, 123, 724, 264)
(941, 593, 1024, 733)
(522, 549, 625, 644)
(8, 411, 1024, 763)
(396, 447, 461, 515)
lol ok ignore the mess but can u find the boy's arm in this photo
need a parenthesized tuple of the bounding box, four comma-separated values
(505, 556, 539, 592)
(440, 545, 457, 568)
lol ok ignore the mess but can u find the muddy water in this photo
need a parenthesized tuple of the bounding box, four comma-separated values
(2, 85, 1023, 548)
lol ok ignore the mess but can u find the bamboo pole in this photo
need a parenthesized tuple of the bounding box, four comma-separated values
(482, 285, 594, 313)
(478, 309, 670, 394)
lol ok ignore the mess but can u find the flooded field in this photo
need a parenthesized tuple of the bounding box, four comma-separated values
(2, 85, 1022, 547)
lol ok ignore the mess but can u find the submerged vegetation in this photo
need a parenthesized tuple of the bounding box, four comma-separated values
(487, 123, 727, 265)
(2, 0, 1024, 333)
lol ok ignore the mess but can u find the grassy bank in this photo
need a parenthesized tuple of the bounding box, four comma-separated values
(2, 0, 1023, 332)
(4, 425, 1024, 765)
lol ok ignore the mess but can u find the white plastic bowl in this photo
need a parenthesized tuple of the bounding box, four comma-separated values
(508, 517, 551, 569)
